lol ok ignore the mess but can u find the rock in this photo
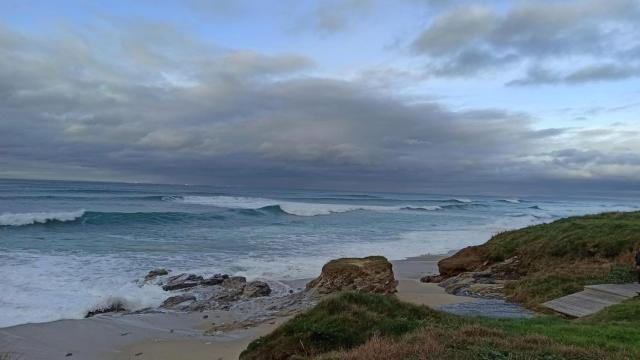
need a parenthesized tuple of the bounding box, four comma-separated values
(420, 274, 444, 283)
(438, 246, 485, 277)
(201, 274, 229, 286)
(243, 281, 271, 298)
(437, 258, 522, 299)
(85, 301, 127, 318)
(221, 276, 247, 290)
(144, 268, 169, 282)
(162, 273, 204, 291)
(439, 271, 507, 299)
(487, 256, 522, 280)
(161, 294, 196, 309)
(305, 256, 398, 295)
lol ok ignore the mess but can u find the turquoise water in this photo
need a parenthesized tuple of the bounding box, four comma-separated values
(0, 178, 637, 327)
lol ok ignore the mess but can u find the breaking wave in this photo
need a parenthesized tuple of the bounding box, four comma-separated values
(449, 198, 472, 203)
(498, 198, 522, 204)
(0, 210, 86, 227)
(170, 195, 443, 216)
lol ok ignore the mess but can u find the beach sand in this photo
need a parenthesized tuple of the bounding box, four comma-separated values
(392, 255, 476, 308)
(0, 254, 473, 360)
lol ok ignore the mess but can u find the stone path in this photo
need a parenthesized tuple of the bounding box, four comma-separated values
(542, 283, 640, 318)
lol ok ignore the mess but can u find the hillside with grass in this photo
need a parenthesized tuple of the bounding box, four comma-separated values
(439, 211, 640, 308)
(241, 293, 640, 359)
(241, 211, 640, 359)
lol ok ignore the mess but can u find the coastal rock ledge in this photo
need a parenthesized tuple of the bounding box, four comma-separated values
(306, 256, 398, 295)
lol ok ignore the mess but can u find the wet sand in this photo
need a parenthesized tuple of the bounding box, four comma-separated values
(115, 316, 290, 360)
(0, 254, 472, 360)
(391, 255, 476, 308)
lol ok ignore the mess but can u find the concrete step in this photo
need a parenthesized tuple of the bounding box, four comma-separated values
(584, 283, 640, 298)
(542, 283, 640, 318)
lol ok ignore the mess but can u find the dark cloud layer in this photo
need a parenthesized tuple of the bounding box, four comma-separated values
(0, 7, 638, 192)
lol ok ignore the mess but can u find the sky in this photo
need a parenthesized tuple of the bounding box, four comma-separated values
(0, 0, 639, 194)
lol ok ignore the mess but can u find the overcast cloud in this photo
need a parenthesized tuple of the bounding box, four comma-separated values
(412, 0, 640, 84)
(0, 1, 638, 193)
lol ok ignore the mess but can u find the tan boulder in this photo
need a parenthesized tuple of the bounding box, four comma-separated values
(438, 246, 485, 277)
(306, 256, 398, 295)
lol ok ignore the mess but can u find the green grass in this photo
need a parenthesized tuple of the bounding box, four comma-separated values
(240, 292, 448, 359)
(458, 211, 640, 307)
(242, 292, 640, 359)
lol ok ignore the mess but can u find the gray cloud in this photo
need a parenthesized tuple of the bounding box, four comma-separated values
(508, 63, 640, 86)
(294, 0, 374, 34)
(411, 0, 640, 84)
(0, 20, 638, 191)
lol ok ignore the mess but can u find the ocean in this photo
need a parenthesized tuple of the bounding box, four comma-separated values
(0, 178, 637, 328)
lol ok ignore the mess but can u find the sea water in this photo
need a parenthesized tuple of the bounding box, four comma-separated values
(0, 178, 637, 327)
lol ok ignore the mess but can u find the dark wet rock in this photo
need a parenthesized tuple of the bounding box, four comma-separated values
(161, 294, 196, 309)
(306, 256, 398, 295)
(201, 274, 229, 286)
(144, 268, 169, 282)
(162, 273, 204, 291)
(438, 256, 522, 299)
(243, 281, 271, 298)
(420, 274, 444, 283)
(85, 301, 127, 318)
(221, 276, 247, 290)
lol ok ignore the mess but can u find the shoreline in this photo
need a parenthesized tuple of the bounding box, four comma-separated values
(0, 253, 479, 360)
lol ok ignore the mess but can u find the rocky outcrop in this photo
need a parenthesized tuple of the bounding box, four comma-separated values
(157, 272, 274, 311)
(161, 294, 196, 309)
(437, 246, 486, 277)
(85, 301, 127, 318)
(420, 274, 444, 283)
(437, 256, 522, 299)
(305, 256, 398, 295)
(162, 273, 205, 291)
(144, 268, 169, 282)
(161, 273, 229, 291)
(243, 281, 272, 298)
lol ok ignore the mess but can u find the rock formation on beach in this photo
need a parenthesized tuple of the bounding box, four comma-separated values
(437, 255, 522, 299)
(155, 273, 275, 311)
(143, 268, 169, 282)
(306, 256, 398, 295)
(425, 212, 640, 308)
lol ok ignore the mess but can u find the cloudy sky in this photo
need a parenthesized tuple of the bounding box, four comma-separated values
(1, 0, 639, 193)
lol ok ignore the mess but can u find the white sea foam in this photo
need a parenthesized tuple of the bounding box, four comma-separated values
(0, 253, 167, 328)
(501, 198, 521, 204)
(453, 198, 472, 203)
(172, 196, 441, 216)
(0, 209, 85, 227)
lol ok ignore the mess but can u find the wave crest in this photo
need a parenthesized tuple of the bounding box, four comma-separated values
(170, 196, 442, 216)
(0, 210, 86, 227)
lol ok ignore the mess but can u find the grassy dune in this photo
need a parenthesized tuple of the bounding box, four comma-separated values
(241, 293, 640, 359)
(447, 211, 640, 308)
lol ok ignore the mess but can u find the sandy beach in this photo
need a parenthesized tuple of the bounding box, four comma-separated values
(0, 255, 476, 360)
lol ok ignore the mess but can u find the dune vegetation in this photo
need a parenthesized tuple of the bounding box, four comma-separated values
(441, 211, 640, 308)
(241, 292, 640, 359)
